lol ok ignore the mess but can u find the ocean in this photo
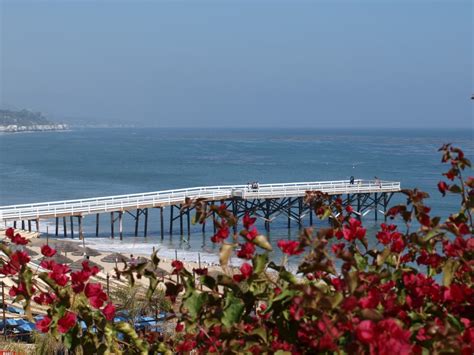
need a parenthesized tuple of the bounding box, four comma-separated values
(0, 127, 472, 266)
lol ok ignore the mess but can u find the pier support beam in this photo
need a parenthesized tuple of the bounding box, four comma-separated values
(70, 217, 74, 238)
(134, 210, 140, 237)
(144, 208, 148, 237)
(21, 220, 25, 230)
(187, 208, 191, 237)
(119, 212, 123, 240)
(169, 205, 174, 236)
(36, 219, 40, 232)
(179, 205, 184, 236)
(96, 214, 100, 237)
(28, 220, 31, 232)
(55, 217, 59, 236)
(63, 217, 67, 238)
(160, 207, 164, 240)
(78, 216, 84, 240)
(110, 212, 114, 239)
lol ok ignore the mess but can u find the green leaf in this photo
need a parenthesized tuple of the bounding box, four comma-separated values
(449, 184, 462, 193)
(279, 270, 298, 284)
(252, 254, 268, 274)
(447, 314, 464, 331)
(354, 253, 367, 270)
(183, 291, 207, 321)
(115, 322, 148, 354)
(221, 293, 244, 329)
(345, 271, 358, 293)
(328, 292, 343, 309)
(442, 259, 459, 287)
(251, 327, 267, 342)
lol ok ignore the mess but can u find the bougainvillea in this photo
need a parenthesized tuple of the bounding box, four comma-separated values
(0, 144, 472, 354)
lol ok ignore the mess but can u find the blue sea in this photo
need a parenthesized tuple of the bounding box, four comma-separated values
(0, 128, 472, 266)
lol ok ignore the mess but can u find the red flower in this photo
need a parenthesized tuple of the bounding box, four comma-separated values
(5, 227, 15, 238)
(211, 225, 230, 243)
(237, 242, 255, 259)
(175, 322, 184, 332)
(176, 339, 197, 352)
(171, 260, 184, 274)
(84, 282, 108, 308)
(57, 311, 76, 333)
(437, 181, 449, 196)
(35, 316, 52, 333)
(9, 282, 30, 298)
(10, 251, 30, 267)
(243, 213, 257, 229)
(11, 234, 28, 245)
(41, 245, 56, 257)
(102, 302, 115, 321)
(34, 292, 57, 305)
(233, 263, 253, 282)
(277, 240, 303, 255)
(192, 267, 208, 276)
(81, 261, 100, 276)
(356, 320, 375, 343)
(48, 263, 70, 286)
(337, 218, 366, 242)
(246, 227, 258, 241)
(331, 243, 345, 254)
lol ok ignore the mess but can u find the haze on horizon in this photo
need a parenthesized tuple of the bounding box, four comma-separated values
(0, 0, 472, 129)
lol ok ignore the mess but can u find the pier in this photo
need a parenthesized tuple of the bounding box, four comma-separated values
(0, 179, 401, 239)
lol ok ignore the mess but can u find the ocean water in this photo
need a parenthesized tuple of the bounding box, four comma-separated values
(0, 128, 472, 266)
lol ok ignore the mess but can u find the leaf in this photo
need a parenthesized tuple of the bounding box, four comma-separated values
(279, 270, 298, 285)
(448, 184, 462, 193)
(251, 327, 267, 342)
(376, 248, 391, 266)
(252, 254, 268, 274)
(442, 259, 459, 286)
(219, 243, 234, 267)
(345, 271, 358, 293)
(253, 235, 273, 251)
(115, 322, 149, 354)
(222, 293, 244, 329)
(183, 291, 207, 321)
(354, 253, 368, 270)
(328, 292, 343, 309)
(201, 275, 217, 290)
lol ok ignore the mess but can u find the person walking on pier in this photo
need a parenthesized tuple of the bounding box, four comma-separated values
(350, 176, 355, 185)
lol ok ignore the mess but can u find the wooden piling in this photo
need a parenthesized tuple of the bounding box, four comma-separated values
(110, 212, 114, 239)
(78, 216, 84, 240)
(96, 214, 100, 237)
(119, 212, 123, 240)
(374, 193, 378, 221)
(160, 207, 164, 240)
(179, 205, 184, 236)
(169, 205, 174, 235)
(28, 220, 31, 232)
(134, 210, 140, 237)
(187, 208, 191, 237)
(55, 217, 59, 236)
(21, 220, 25, 230)
(35, 219, 39, 232)
(63, 217, 67, 238)
(13, 221, 17, 229)
(70, 216, 74, 238)
(144, 208, 148, 237)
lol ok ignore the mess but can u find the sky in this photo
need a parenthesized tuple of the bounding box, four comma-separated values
(0, 0, 472, 128)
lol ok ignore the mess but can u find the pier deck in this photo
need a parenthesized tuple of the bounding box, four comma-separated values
(0, 180, 400, 222)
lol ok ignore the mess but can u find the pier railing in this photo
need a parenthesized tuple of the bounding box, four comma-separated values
(0, 180, 400, 221)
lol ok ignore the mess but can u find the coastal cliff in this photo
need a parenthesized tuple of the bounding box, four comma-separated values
(0, 109, 68, 132)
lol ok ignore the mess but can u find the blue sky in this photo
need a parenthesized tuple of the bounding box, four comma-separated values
(0, 0, 472, 128)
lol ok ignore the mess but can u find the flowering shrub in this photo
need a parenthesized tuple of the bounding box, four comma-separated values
(0, 144, 472, 354)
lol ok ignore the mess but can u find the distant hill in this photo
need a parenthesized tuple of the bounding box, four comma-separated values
(0, 109, 52, 125)
(0, 109, 67, 132)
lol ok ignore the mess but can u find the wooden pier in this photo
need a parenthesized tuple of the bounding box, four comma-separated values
(0, 179, 401, 238)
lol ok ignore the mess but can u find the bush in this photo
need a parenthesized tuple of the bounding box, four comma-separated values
(1, 144, 472, 354)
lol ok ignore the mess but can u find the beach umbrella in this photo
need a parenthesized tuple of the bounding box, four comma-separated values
(17, 322, 35, 332)
(23, 247, 39, 257)
(52, 241, 81, 254)
(69, 258, 103, 272)
(100, 252, 130, 263)
(71, 247, 102, 257)
(44, 254, 73, 264)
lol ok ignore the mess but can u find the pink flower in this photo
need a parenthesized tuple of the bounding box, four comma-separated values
(233, 263, 253, 282)
(277, 240, 303, 255)
(35, 316, 52, 333)
(102, 302, 115, 321)
(356, 320, 375, 343)
(41, 245, 56, 257)
(57, 311, 76, 333)
(34, 292, 57, 305)
(5, 227, 15, 238)
(237, 242, 255, 259)
(171, 260, 184, 274)
(84, 283, 108, 308)
(11, 234, 28, 245)
(243, 213, 257, 229)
